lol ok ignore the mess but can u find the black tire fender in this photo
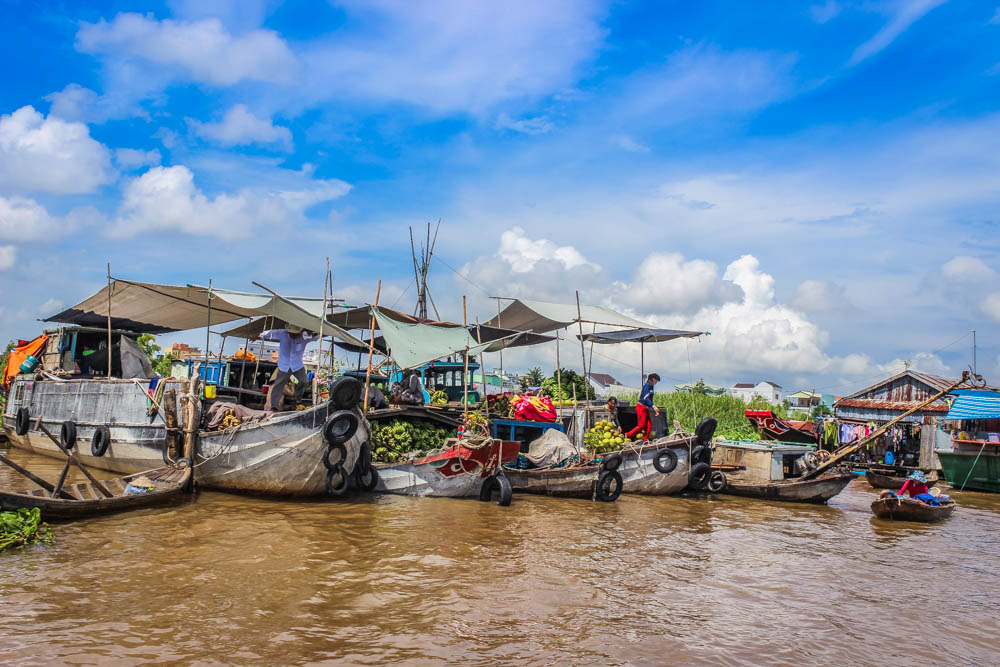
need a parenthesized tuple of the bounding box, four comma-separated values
(601, 452, 622, 472)
(323, 410, 359, 446)
(652, 448, 678, 474)
(326, 467, 350, 496)
(696, 417, 718, 445)
(708, 470, 727, 493)
(689, 462, 712, 490)
(354, 465, 379, 492)
(60, 421, 77, 450)
(357, 441, 372, 476)
(15, 407, 30, 436)
(479, 474, 513, 506)
(323, 442, 347, 471)
(91, 426, 111, 457)
(330, 376, 363, 410)
(175, 457, 192, 469)
(595, 469, 623, 502)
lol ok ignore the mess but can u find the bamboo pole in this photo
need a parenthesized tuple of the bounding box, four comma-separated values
(556, 332, 562, 419)
(575, 291, 589, 403)
(37, 424, 114, 498)
(496, 299, 504, 393)
(203, 279, 213, 388)
(462, 296, 469, 422)
(315, 257, 329, 424)
(106, 263, 112, 378)
(475, 317, 487, 420)
(362, 281, 382, 412)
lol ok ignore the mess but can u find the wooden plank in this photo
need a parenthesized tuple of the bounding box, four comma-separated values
(74, 483, 93, 501)
(0, 453, 76, 499)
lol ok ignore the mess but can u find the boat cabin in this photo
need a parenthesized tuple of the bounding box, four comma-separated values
(714, 440, 817, 482)
(389, 359, 482, 403)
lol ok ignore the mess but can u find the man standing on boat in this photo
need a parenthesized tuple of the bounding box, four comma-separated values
(626, 373, 660, 441)
(258, 324, 319, 412)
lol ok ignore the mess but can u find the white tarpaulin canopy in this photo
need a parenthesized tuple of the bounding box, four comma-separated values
(374, 309, 513, 369)
(484, 298, 652, 333)
(44, 279, 366, 346)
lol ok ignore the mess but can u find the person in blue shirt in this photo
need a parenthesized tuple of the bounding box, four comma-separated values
(626, 373, 661, 441)
(258, 324, 319, 411)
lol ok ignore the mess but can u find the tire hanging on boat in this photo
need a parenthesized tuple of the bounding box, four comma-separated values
(601, 452, 622, 472)
(707, 470, 727, 493)
(323, 442, 347, 471)
(595, 469, 623, 502)
(689, 462, 711, 490)
(326, 467, 350, 495)
(15, 407, 30, 436)
(91, 426, 111, 457)
(357, 441, 372, 476)
(60, 421, 77, 450)
(329, 377, 363, 410)
(354, 464, 379, 492)
(323, 410, 359, 446)
(695, 417, 718, 445)
(652, 448, 678, 474)
(479, 474, 513, 506)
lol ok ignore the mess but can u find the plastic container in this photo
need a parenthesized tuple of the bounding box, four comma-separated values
(204, 385, 217, 399)
(19, 355, 40, 373)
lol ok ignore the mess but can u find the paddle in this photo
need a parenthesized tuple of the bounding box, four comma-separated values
(0, 453, 76, 499)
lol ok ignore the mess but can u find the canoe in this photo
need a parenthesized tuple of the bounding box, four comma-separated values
(721, 471, 853, 504)
(871, 494, 956, 522)
(865, 470, 938, 490)
(373, 439, 520, 498)
(0, 462, 192, 520)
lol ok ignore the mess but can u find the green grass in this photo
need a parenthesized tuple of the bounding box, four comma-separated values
(614, 391, 788, 441)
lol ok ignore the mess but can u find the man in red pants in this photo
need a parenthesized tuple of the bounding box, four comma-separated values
(626, 373, 660, 441)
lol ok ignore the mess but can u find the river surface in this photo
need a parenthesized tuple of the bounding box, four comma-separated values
(2, 447, 999, 666)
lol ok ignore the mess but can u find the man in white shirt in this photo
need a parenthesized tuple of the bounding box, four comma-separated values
(258, 324, 319, 411)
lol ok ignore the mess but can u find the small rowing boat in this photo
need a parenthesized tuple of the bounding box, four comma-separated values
(871, 491, 956, 522)
(722, 470, 854, 503)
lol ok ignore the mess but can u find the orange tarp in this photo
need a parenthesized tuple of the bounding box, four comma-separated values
(3, 334, 48, 388)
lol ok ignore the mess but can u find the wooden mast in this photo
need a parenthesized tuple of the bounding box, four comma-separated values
(362, 281, 382, 412)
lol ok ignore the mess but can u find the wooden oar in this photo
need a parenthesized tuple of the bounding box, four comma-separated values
(37, 424, 115, 498)
(0, 453, 76, 499)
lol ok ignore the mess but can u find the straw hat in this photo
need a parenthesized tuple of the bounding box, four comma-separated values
(130, 476, 155, 488)
(285, 324, 304, 334)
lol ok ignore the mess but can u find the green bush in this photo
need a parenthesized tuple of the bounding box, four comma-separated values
(613, 391, 788, 441)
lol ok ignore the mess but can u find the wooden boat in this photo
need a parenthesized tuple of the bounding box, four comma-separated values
(373, 438, 520, 498)
(0, 462, 192, 520)
(865, 469, 938, 490)
(722, 471, 854, 503)
(713, 440, 851, 503)
(871, 493, 956, 522)
(744, 410, 818, 445)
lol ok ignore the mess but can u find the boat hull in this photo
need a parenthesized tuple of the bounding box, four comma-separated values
(865, 470, 938, 490)
(2, 378, 366, 497)
(721, 472, 853, 503)
(871, 496, 956, 522)
(374, 440, 519, 497)
(936, 449, 1000, 493)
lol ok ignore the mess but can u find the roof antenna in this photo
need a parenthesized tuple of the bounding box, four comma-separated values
(410, 219, 441, 320)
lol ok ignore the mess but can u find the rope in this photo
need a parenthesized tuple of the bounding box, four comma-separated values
(959, 442, 987, 491)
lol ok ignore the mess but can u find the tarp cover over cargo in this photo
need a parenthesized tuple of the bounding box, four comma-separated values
(484, 298, 652, 333)
(43, 278, 366, 347)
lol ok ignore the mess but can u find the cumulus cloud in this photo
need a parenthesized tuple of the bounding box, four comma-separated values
(849, 0, 946, 65)
(115, 147, 161, 169)
(984, 293, 1000, 323)
(941, 255, 997, 281)
(0, 106, 114, 195)
(76, 13, 297, 86)
(497, 226, 597, 273)
(792, 280, 849, 312)
(109, 165, 350, 239)
(39, 298, 63, 313)
(0, 245, 15, 270)
(618, 252, 741, 313)
(0, 196, 62, 241)
(189, 105, 293, 150)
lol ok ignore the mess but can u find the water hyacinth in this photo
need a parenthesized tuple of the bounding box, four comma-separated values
(0, 508, 54, 551)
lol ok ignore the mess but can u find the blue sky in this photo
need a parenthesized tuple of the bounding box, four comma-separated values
(1, 0, 999, 394)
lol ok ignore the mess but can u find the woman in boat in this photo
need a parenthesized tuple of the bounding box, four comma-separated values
(626, 373, 660, 442)
(896, 471, 932, 501)
(606, 397, 622, 432)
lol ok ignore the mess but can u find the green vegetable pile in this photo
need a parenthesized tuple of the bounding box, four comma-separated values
(429, 390, 448, 405)
(1, 508, 53, 551)
(584, 419, 627, 453)
(371, 419, 454, 463)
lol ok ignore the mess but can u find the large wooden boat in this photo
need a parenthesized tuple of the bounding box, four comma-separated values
(871, 493, 956, 522)
(372, 438, 520, 498)
(713, 440, 851, 503)
(936, 441, 1000, 493)
(3, 375, 368, 497)
(865, 469, 938, 490)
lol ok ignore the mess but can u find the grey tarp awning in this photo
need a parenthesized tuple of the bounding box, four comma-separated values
(483, 298, 652, 333)
(577, 328, 703, 344)
(43, 279, 366, 346)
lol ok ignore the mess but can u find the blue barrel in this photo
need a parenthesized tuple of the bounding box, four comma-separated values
(19, 355, 40, 373)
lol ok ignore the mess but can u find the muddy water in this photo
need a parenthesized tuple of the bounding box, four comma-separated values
(2, 448, 999, 666)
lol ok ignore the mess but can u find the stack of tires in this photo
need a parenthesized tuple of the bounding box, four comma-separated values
(688, 417, 726, 493)
(322, 377, 376, 496)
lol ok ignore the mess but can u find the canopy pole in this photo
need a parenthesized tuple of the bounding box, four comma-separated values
(362, 281, 382, 413)
(238, 318, 249, 390)
(106, 263, 112, 378)
(556, 332, 562, 419)
(641, 341, 645, 389)
(575, 291, 589, 403)
(204, 278, 213, 389)
(328, 268, 336, 378)
(315, 257, 329, 425)
(496, 299, 504, 394)
(463, 296, 469, 422)
(253, 315, 268, 391)
(475, 317, 487, 420)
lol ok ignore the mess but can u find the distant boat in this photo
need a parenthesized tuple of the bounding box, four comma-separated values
(713, 440, 851, 504)
(865, 469, 938, 490)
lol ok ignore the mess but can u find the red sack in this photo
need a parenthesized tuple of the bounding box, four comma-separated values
(511, 394, 557, 423)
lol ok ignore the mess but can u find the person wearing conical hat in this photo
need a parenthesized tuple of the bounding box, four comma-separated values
(897, 470, 930, 499)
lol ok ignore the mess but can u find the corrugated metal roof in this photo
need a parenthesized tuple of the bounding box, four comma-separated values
(835, 398, 949, 413)
(841, 370, 954, 402)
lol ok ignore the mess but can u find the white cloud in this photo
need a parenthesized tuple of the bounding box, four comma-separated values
(115, 147, 162, 169)
(0, 245, 15, 271)
(0, 106, 115, 195)
(165, 0, 278, 32)
(76, 13, 297, 86)
(300, 0, 605, 113)
(810, 1, 841, 23)
(941, 255, 997, 281)
(189, 105, 293, 150)
(611, 134, 650, 153)
(109, 165, 351, 239)
(983, 293, 1000, 323)
(618, 253, 741, 313)
(0, 196, 61, 241)
(849, 0, 946, 65)
(497, 226, 597, 273)
(39, 298, 63, 313)
(45, 83, 150, 124)
(793, 280, 849, 312)
(495, 113, 553, 136)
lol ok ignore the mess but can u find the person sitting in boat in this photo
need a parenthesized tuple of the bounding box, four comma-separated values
(398, 370, 425, 405)
(626, 373, 661, 442)
(896, 471, 934, 503)
(258, 324, 319, 412)
(606, 396, 622, 432)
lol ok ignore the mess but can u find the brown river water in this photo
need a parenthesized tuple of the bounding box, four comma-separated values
(2, 447, 999, 666)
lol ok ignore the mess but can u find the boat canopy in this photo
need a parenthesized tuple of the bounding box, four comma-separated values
(945, 390, 1000, 420)
(43, 279, 366, 346)
(372, 309, 523, 369)
(483, 298, 651, 333)
(576, 328, 703, 344)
